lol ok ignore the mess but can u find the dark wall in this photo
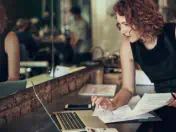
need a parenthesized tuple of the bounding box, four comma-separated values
(154, 0, 158, 4)
(15, 0, 42, 18)
(2, 0, 42, 30)
(2, 0, 17, 29)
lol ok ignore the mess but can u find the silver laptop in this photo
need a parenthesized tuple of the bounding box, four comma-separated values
(53, 110, 107, 132)
(31, 81, 107, 132)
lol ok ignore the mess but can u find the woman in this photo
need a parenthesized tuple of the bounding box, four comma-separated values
(92, 0, 176, 131)
(0, 6, 20, 81)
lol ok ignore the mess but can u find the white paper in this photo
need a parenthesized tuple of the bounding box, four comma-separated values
(129, 93, 172, 117)
(99, 113, 154, 123)
(93, 105, 131, 117)
(92, 94, 173, 123)
(128, 95, 141, 109)
(92, 106, 114, 117)
(93, 104, 154, 123)
(136, 70, 154, 85)
(92, 96, 140, 117)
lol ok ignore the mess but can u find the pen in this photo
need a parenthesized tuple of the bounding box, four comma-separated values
(171, 92, 176, 100)
(167, 93, 176, 105)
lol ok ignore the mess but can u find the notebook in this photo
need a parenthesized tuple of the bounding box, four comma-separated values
(78, 84, 117, 97)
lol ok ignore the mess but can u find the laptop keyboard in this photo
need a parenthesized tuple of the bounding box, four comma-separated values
(57, 112, 86, 130)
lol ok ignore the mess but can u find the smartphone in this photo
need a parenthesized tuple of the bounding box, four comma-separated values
(64, 104, 92, 110)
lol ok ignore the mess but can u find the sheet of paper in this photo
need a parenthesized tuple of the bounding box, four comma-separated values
(92, 105, 130, 117)
(128, 95, 141, 109)
(93, 105, 132, 123)
(93, 104, 154, 120)
(129, 93, 172, 117)
(99, 113, 154, 123)
(92, 95, 155, 123)
(92, 106, 114, 117)
(92, 95, 141, 117)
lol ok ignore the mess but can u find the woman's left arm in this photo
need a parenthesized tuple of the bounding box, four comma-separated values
(5, 32, 20, 81)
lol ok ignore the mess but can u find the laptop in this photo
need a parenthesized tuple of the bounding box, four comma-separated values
(31, 81, 107, 132)
(0, 80, 27, 98)
(53, 110, 107, 132)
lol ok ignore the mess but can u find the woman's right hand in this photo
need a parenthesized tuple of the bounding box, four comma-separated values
(91, 96, 117, 110)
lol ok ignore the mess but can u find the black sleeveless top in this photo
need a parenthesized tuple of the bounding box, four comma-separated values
(130, 23, 176, 93)
(0, 31, 8, 82)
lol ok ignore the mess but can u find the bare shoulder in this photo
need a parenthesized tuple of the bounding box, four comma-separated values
(5, 31, 19, 46)
(4, 31, 19, 52)
(5, 31, 18, 41)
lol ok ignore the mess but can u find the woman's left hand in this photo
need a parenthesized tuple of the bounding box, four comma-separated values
(168, 93, 176, 107)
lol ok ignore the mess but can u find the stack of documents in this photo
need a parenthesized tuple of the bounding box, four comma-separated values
(129, 93, 171, 117)
(93, 93, 172, 123)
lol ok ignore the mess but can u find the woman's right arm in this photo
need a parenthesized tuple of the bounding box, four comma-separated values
(112, 38, 136, 108)
(92, 38, 136, 110)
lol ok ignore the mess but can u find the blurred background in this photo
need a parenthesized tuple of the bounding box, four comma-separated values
(0, 0, 175, 79)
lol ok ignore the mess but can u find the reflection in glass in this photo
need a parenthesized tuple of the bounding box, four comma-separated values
(2, 0, 92, 80)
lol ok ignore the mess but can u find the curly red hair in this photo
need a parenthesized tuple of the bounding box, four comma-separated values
(113, 0, 164, 39)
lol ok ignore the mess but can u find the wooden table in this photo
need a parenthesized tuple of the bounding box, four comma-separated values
(0, 90, 140, 132)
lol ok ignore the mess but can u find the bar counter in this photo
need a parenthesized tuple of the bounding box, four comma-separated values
(1, 91, 140, 132)
(0, 65, 140, 132)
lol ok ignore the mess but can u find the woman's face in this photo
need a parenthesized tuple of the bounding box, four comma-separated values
(116, 13, 142, 43)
